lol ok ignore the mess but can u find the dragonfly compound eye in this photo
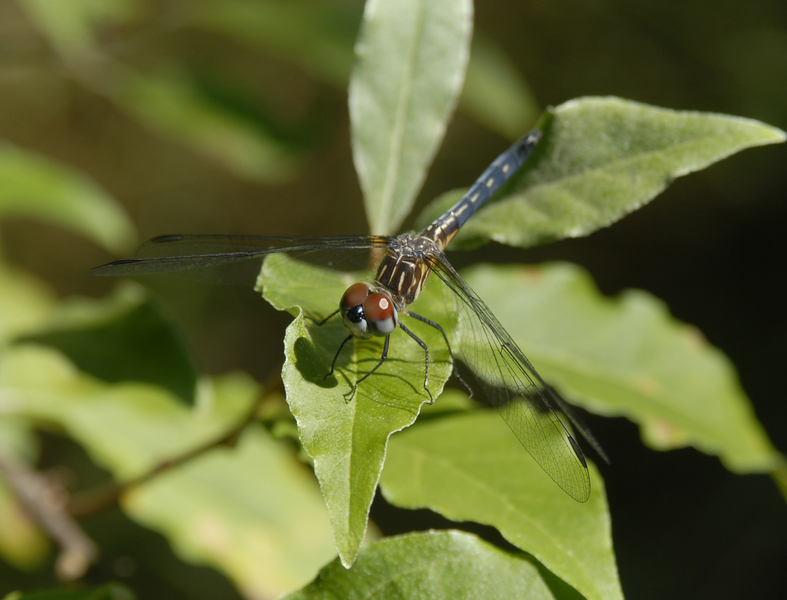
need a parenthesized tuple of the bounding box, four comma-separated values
(363, 293, 398, 336)
(340, 282, 373, 339)
(340, 282, 370, 312)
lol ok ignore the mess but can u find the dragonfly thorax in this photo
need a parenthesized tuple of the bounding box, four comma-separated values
(339, 282, 398, 340)
(374, 234, 436, 306)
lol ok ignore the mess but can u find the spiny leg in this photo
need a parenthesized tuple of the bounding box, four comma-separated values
(350, 335, 391, 401)
(325, 334, 353, 381)
(405, 310, 473, 398)
(398, 322, 434, 403)
(307, 308, 340, 326)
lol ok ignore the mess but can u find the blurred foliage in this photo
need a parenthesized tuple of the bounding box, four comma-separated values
(18, 285, 199, 404)
(0, 1, 786, 600)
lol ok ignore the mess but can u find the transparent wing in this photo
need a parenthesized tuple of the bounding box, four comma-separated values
(92, 234, 393, 277)
(426, 252, 600, 502)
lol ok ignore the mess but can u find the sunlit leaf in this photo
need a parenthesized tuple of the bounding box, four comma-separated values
(0, 265, 56, 345)
(350, 0, 473, 234)
(1, 347, 334, 598)
(381, 406, 621, 600)
(259, 253, 453, 566)
(462, 262, 781, 474)
(0, 145, 135, 254)
(284, 529, 558, 600)
(416, 97, 787, 249)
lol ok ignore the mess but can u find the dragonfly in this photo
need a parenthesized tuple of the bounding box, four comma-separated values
(93, 131, 606, 502)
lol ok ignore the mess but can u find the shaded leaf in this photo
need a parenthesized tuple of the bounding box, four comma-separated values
(1, 347, 334, 597)
(415, 97, 786, 249)
(462, 262, 781, 474)
(381, 407, 620, 600)
(350, 0, 473, 234)
(259, 253, 453, 566)
(0, 145, 135, 254)
(284, 529, 558, 600)
(18, 284, 198, 404)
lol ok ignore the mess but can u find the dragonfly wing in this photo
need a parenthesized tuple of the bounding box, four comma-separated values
(92, 234, 392, 277)
(426, 252, 592, 502)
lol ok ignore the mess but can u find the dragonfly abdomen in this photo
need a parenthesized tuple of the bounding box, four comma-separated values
(423, 131, 542, 250)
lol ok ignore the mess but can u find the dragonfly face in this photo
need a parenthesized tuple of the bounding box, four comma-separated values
(339, 282, 399, 340)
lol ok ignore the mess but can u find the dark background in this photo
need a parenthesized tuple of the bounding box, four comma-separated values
(0, 1, 785, 598)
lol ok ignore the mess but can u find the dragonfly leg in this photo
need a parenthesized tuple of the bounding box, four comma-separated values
(398, 322, 434, 404)
(308, 308, 340, 326)
(325, 334, 353, 381)
(351, 335, 391, 401)
(405, 311, 473, 399)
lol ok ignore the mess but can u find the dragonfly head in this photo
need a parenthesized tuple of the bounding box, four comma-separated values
(339, 283, 398, 340)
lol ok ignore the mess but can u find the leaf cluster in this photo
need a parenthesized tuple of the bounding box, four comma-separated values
(0, 1, 785, 599)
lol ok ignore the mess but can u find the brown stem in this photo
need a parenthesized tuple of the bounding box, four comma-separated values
(68, 378, 279, 517)
(0, 447, 98, 580)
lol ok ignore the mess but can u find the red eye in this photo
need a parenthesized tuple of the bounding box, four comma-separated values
(363, 293, 394, 320)
(341, 282, 370, 310)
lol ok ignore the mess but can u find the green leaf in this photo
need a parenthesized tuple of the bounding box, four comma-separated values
(2, 583, 135, 600)
(462, 262, 781, 475)
(284, 529, 558, 600)
(0, 262, 50, 569)
(1, 347, 335, 597)
(0, 145, 135, 254)
(415, 97, 787, 249)
(258, 253, 454, 567)
(381, 407, 621, 600)
(18, 284, 198, 404)
(350, 0, 473, 234)
(460, 35, 540, 140)
(0, 264, 56, 345)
